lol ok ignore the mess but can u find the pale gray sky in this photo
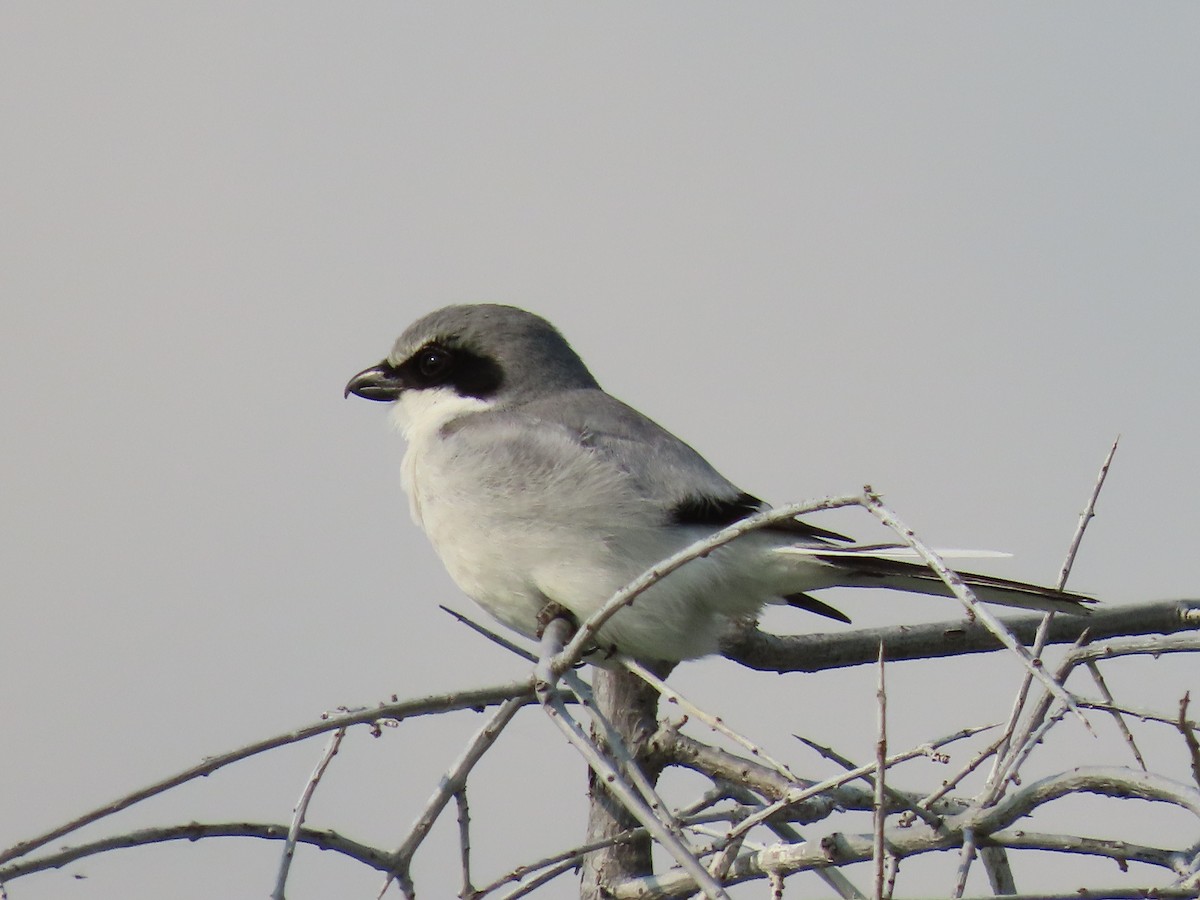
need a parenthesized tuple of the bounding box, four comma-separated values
(3, 5, 1198, 898)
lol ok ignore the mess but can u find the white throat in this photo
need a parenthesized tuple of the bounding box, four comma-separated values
(389, 387, 492, 442)
(390, 388, 493, 528)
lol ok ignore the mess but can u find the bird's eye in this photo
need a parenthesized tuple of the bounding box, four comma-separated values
(416, 345, 453, 379)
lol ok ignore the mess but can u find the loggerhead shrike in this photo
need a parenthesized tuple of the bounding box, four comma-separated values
(346, 304, 1091, 662)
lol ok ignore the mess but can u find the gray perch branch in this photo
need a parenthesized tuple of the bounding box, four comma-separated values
(722, 599, 1200, 673)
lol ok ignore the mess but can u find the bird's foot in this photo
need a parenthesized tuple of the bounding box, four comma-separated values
(535, 601, 578, 638)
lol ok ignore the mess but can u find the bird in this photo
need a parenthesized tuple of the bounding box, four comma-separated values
(345, 304, 1092, 662)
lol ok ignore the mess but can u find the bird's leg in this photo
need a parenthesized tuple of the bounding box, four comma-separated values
(535, 600, 578, 638)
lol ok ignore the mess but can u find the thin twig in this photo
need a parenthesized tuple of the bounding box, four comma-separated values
(793, 724, 996, 817)
(553, 494, 864, 673)
(987, 438, 1120, 796)
(705, 817, 747, 883)
(863, 489, 1089, 731)
(873, 643, 887, 900)
(535, 616, 733, 900)
(987, 613, 1056, 792)
(920, 733, 1007, 810)
(1069, 632, 1200, 663)
(1086, 660, 1147, 770)
(1079, 698, 1199, 730)
(472, 801, 735, 899)
(497, 856, 582, 899)
(622, 657, 800, 782)
(986, 632, 1092, 801)
(952, 828, 978, 898)
(455, 790, 473, 899)
(272, 726, 346, 900)
(718, 728, 980, 847)
(1057, 437, 1119, 591)
(0, 680, 536, 867)
(718, 783, 867, 900)
(380, 696, 526, 897)
(1179, 693, 1200, 792)
(995, 632, 1200, 795)
(562, 668, 680, 831)
(0, 823, 394, 881)
(793, 727, 975, 831)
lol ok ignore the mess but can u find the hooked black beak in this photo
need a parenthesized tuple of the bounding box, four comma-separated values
(344, 362, 406, 401)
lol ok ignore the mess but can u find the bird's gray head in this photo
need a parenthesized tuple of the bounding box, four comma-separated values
(344, 305, 599, 415)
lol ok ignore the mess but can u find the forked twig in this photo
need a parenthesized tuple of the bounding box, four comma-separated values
(379, 696, 526, 897)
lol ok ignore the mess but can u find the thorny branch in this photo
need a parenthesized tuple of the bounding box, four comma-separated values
(6, 472, 1200, 899)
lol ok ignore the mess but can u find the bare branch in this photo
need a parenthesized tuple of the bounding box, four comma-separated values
(882, 853, 899, 900)
(920, 733, 1007, 810)
(863, 490, 1087, 728)
(0, 822, 392, 881)
(952, 828, 977, 899)
(1177, 693, 1200, 792)
(0, 680, 537, 868)
(972, 767, 1200, 832)
(1057, 436, 1119, 590)
(1080, 699, 1199, 730)
(660, 729, 972, 824)
(622, 657, 800, 782)
(6, 472, 1196, 900)
(989, 432, 1115, 793)
(986, 630, 1093, 801)
(978, 845, 1016, 896)
(535, 617, 733, 900)
(498, 856, 584, 899)
(609, 763, 1200, 900)
(1070, 632, 1200, 665)
(722, 599, 1200, 672)
(272, 726, 347, 900)
(873, 645, 887, 900)
(455, 790, 473, 899)
(793, 728, 977, 831)
(563, 669, 677, 829)
(1086, 660, 1147, 770)
(990, 831, 1191, 876)
(381, 696, 526, 896)
(984, 610, 1057, 798)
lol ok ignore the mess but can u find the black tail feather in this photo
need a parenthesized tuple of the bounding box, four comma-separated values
(814, 554, 1094, 614)
(784, 592, 853, 624)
